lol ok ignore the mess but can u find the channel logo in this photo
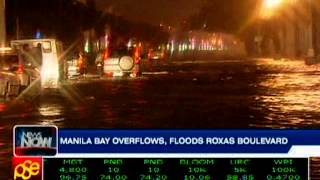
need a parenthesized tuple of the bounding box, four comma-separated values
(14, 125, 57, 156)
(12, 157, 42, 180)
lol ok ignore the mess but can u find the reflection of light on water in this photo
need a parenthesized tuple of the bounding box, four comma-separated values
(142, 71, 169, 75)
(311, 158, 320, 179)
(259, 74, 320, 112)
(39, 104, 63, 116)
(0, 126, 5, 150)
(0, 125, 10, 176)
(252, 60, 320, 128)
(39, 118, 65, 126)
(38, 103, 64, 126)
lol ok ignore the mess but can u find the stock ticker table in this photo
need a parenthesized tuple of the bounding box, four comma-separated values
(43, 158, 308, 180)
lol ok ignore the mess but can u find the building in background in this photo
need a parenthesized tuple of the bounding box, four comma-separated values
(279, 0, 313, 58)
(257, 0, 317, 59)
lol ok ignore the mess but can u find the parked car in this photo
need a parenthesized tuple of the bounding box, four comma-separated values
(148, 49, 165, 60)
(0, 47, 39, 97)
(66, 58, 81, 79)
(0, 74, 21, 97)
(99, 45, 140, 77)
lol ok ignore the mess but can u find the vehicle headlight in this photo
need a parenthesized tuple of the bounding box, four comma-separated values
(41, 56, 59, 87)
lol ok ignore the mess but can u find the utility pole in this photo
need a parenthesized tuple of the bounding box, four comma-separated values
(305, 0, 314, 58)
(0, 0, 6, 47)
(312, 0, 320, 58)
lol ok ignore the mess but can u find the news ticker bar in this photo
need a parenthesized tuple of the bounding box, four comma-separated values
(58, 130, 320, 154)
(12, 158, 309, 180)
(13, 126, 320, 156)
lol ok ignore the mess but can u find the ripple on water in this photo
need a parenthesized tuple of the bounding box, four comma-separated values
(251, 60, 320, 128)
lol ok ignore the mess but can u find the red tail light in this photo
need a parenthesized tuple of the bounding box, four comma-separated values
(17, 65, 24, 74)
(134, 48, 141, 64)
(103, 50, 110, 66)
(103, 49, 110, 62)
(161, 52, 165, 58)
(78, 59, 83, 66)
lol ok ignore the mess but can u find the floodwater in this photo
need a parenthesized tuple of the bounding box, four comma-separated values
(1, 58, 320, 179)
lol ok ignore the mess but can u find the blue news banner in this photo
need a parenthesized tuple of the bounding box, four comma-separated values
(58, 130, 320, 154)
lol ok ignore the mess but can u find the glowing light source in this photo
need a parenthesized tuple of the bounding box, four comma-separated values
(127, 39, 133, 48)
(261, 0, 284, 18)
(264, 0, 283, 9)
(41, 55, 59, 88)
(170, 40, 175, 53)
(0, 47, 12, 51)
(84, 40, 90, 53)
(35, 30, 42, 39)
(104, 35, 109, 48)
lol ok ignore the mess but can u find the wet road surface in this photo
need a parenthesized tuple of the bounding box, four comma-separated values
(1, 58, 320, 179)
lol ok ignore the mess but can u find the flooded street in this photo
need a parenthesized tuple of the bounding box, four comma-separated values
(1, 58, 320, 179)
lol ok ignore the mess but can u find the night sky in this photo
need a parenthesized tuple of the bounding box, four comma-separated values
(95, 0, 203, 26)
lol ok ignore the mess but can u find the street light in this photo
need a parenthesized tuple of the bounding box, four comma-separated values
(260, 0, 284, 19)
(264, 0, 283, 9)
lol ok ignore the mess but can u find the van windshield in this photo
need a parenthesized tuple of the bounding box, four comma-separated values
(13, 44, 43, 68)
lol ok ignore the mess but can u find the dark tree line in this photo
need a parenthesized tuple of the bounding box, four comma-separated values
(95, 13, 168, 45)
(6, 0, 95, 43)
(189, 0, 258, 33)
(5, 0, 168, 45)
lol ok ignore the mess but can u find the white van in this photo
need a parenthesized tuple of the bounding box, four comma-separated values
(11, 39, 64, 89)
